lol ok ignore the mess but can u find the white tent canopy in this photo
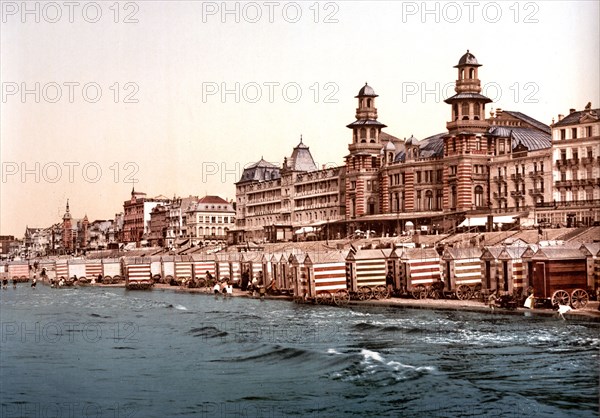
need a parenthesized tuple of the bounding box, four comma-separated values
(458, 215, 516, 228)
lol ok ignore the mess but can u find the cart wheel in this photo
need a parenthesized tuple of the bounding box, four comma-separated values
(113, 275, 122, 283)
(456, 284, 472, 300)
(374, 285, 389, 300)
(570, 289, 589, 309)
(411, 285, 426, 299)
(430, 289, 441, 300)
(153, 274, 161, 283)
(316, 291, 332, 305)
(357, 286, 373, 301)
(472, 284, 482, 301)
(551, 289, 570, 307)
(103, 275, 112, 284)
(334, 289, 350, 306)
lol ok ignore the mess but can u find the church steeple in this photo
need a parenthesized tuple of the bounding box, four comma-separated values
(63, 199, 71, 221)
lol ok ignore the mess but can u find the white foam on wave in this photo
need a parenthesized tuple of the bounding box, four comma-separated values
(361, 349, 384, 363)
(387, 360, 436, 373)
(174, 304, 188, 310)
(327, 348, 342, 355)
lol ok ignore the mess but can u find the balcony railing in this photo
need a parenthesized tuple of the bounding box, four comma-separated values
(510, 173, 524, 182)
(528, 188, 543, 196)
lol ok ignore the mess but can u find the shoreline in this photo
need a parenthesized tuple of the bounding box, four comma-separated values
(32, 278, 600, 321)
(159, 283, 600, 322)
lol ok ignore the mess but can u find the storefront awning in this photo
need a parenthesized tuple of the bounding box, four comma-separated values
(458, 215, 516, 228)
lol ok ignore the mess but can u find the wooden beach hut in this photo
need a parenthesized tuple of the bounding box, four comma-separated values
(442, 247, 483, 300)
(302, 250, 350, 305)
(101, 258, 122, 283)
(7, 261, 30, 282)
(345, 249, 389, 300)
(524, 246, 589, 308)
(579, 243, 600, 291)
(395, 247, 442, 298)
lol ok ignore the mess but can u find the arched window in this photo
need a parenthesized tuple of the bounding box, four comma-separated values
(360, 128, 366, 142)
(474, 103, 481, 120)
(425, 190, 433, 210)
(370, 128, 376, 142)
(461, 103, 470, 120)
(474, 186, 484, 208)
(460, 69, 464, 80)
(450, 186, 457, 209)
(367, 98, 371, 107)
(469, 68, 474, 79)
(453, 104, 458, 120)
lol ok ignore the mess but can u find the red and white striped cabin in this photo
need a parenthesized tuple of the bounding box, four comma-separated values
(442, 247, 483, 290)
(346, 249, 388, 291)
(85, 261, 103, 280)
(55, 260, 69, 280)
(303, 251, 348, 298)
(124, 257, 152, 284)
(7, 262, 29, 280)
(398, 248, 442, 290)
(191, 254, 216, 279)
(174, 256, 193, 280)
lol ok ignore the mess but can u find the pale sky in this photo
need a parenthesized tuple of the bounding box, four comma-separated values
(1, 0, 599, 238)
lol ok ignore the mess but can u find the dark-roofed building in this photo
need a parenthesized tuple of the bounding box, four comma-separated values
(486, 108, 553, 215)
(233, 51, 598, 241)
(233, 137, 345, 243)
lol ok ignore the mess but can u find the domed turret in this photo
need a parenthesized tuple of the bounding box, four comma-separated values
(355, 82, 378, 98)
(455, 50, 481, 67)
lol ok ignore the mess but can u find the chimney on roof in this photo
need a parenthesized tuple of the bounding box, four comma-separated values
(496, 108, 503, 117)
(585, 102, 592, 110)
(322, 164, 326, 170)
(569, 108, 576, 114)
(558, 114, 564, 121)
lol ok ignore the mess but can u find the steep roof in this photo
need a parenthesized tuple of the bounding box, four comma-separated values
(502, 111, 551, 134)
(238, 158, 281, 183)
(287, 138, 317, 172)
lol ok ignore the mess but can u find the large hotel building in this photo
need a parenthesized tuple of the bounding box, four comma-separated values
(232, 51, 600, 243)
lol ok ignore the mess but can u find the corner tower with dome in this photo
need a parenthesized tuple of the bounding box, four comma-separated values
(345, 83, 388, 218)
(443, 50, 493, 212)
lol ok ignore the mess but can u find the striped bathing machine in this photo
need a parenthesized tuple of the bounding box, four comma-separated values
(346, 249, 388, 290)
(55, 261, 69, 280)
(442, 247, 483, 300)
(85, 261, 103, 281)
(8, 263, 29, 281)
(127, 264, 151, 280)
(191, 259, 216, 279)
(402, 248, 442, 288)
(174, 259, 193, 280)
(302, 250, 349, 304)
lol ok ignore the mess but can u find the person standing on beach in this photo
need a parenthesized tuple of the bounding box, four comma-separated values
(241, 269, 249, 291)
(386, 271, 394, 294)
(213, 281, 221, 295)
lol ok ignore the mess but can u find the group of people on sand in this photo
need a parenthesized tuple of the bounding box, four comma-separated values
(240, 269, 270, 298)
(213, 279, 233, 296)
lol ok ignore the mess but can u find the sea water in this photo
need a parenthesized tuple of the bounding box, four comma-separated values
(1, 285, 598, 417)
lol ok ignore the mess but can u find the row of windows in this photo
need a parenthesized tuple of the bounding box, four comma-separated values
(191, 216, 234, 224)
(559, 126, 595, 140)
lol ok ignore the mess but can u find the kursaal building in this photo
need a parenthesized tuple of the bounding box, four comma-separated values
(232, 51, 600, 244)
